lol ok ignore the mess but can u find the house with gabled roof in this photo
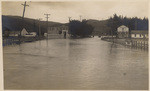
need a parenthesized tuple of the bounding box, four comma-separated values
(117, 25, 129, 38)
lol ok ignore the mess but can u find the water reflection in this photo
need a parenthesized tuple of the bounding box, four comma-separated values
(3, 37, 148, 90)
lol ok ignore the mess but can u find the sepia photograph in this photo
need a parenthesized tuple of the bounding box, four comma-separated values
(1, 0, 149, 90)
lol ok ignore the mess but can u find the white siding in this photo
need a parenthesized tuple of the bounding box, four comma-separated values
(131, 34, 148, 38)
(21, 28, 28, 36)
(117, 25, 129, 38)
(117, 25, 129, 32)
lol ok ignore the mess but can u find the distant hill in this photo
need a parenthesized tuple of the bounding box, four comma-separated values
(2, 15, 148, 36)
(2, 15, 111, 36)
(2, 15, 63, 33)
(86, 19, 111, 35)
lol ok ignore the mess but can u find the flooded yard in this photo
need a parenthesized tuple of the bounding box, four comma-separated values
(3, 37, 148, 90)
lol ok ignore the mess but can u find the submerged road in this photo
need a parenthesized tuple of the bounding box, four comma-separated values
(3, 37, 148, 90)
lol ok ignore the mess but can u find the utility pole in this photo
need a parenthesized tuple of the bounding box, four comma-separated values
(135, 20, 137, 30)
(19, 1, 29, 43)
(22, 1, 29, 19)
(68, 17, 71, 34)
(79, 15, 82, 21)
(38, 18, 42, 38)
(68, 17, 71, 22)
(44, 14, 50, 40)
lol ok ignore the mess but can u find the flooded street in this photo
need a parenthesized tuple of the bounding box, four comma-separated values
(3, 37, 148, 90)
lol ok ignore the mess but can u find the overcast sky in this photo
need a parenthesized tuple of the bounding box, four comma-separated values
(2, 0, 149, 23)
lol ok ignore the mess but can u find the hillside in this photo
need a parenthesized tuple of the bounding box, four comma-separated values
(87, 19, 111, 35)
(2, 15, 63, 33)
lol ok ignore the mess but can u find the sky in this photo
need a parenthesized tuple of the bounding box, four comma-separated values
(2, 0, 149, 23)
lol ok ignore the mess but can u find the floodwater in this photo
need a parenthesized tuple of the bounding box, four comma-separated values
(3, 37, 148, 90)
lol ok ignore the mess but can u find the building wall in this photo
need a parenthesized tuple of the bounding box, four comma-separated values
(24, 32, 37, 37)
(117, 25, 129, 38)
(48, 27, 60, 34)
(48, 26, 68, 35)
(117, 32, 129, 38)
(117, 27, 129, 32)
(131, 34, 148, 38)
(21, 28, 28, 36)
(9, 33, 18, 37)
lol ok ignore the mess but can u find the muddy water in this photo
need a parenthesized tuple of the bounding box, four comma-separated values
(3, 37, 148, 90)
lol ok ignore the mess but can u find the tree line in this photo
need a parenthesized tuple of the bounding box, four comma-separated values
(69, 20, 94, 37)
(107, 14, 148, 35)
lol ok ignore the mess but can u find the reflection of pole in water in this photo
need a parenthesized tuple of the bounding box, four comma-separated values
(39, 40, 41, 46)
(38, 18, 42, 45)
(19, 43, 22, 53)
(109, 41, 115, 54)
(46, 39, 48, 47)
(64, 31, 66, 39)
(44, 14, 50, 47)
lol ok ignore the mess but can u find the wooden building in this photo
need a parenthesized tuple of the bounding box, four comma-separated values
(131, 30, 148, 39)
(48, 25, 68, 35)
(117, 25, 129, 38)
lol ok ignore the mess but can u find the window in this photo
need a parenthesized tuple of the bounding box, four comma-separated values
(135, 34, 136, 37)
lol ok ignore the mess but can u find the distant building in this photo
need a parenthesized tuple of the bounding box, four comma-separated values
(9, 31, 20, 37)
(3, 28, 10, 37)
(21, 28, 28, 36)
(8, 28, 36, 37)
(46, 24, 69, 38)
(24, 32, 37, 37)
(48, 25, 69, 35)
(117, 25, 129, 38)
(61, 25, 69, 34)
(131, 30, 148, 39)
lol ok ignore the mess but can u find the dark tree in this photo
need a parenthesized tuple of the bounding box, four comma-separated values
(107, 14, 122, 36)
(69, 20, 94, 37)
(107, 14, 148, 37)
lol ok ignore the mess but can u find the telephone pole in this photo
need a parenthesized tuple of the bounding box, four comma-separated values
(44, 14, 50, 39)
(38, 18, 42, 38)
(68, 17, 71, 34)
(19, 1, 29, 43)
(135, 20, 137, 30)
(79, 15, 82, 21)
(68, 17, 71, 22)
(22, 1, 29, 19)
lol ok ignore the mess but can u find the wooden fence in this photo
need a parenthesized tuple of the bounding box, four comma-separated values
(130, 40, 148, 49)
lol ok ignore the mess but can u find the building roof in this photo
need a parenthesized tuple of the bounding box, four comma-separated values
(118, 25, 128, 28)
(131, 30, 148, 34)
(117, 25, 129, 32)
(49, 24, 68, 27)
(9, 31, 20, 34)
